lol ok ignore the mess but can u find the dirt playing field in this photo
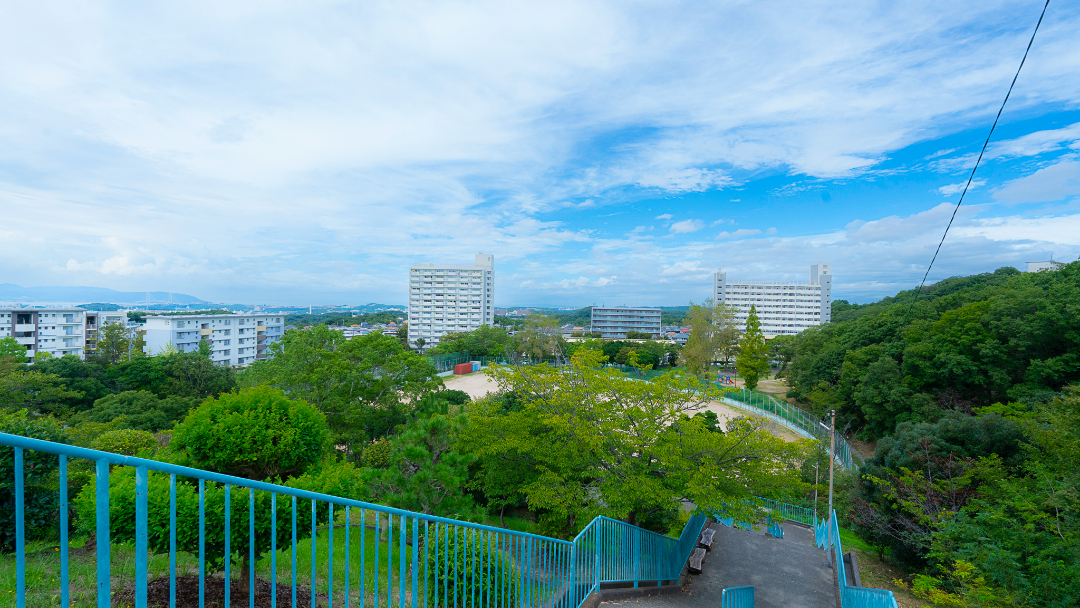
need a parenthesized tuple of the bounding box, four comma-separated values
(443, 370, 805, 443)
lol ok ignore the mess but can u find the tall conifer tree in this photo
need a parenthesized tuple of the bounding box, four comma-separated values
(736, 304, 769, 390)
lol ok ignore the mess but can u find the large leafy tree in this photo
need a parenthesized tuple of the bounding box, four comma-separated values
(736, 305, 769, 390)
(426, 324, 512, 357)
(106, 352, 235, 399)
(93, 322, 146, 365)
(241, 326, 441, 458)
(465, 350, 808, 537)
(680, 299, 740, 376)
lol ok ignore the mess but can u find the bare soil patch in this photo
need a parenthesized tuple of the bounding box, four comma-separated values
(113, 574, 315, 608)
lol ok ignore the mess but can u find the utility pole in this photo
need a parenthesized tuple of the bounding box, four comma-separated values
(827, 409, 836, 541)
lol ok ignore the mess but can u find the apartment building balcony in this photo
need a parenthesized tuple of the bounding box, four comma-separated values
(15, 324, 35, 332)
(15, 335, 35, 345)
(200, 328, 212, 336)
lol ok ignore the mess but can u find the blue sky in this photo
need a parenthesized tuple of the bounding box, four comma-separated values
(2, 0, 1079, 306)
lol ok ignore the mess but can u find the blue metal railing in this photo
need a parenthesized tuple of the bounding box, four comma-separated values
(2, 432, 705, 608)
(822, 510, 898, 608)
(766, 518, 783, 539)
(719, 388, 858, 470)
(719, 585, 754, 608)
(568, 513, 706, 602)
(754, 497, 815, 526)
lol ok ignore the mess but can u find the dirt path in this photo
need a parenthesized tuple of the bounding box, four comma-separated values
(443, 371, 804, 444)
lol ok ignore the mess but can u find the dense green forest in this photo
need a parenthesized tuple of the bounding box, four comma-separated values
(782, 263, 1080, 438)
(778, 263, 1080, 606)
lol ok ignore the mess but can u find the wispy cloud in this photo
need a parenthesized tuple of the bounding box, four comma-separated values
(670, 219, 704, 234)
(938, 179, 986, 196)
(717, 228, 762, 239)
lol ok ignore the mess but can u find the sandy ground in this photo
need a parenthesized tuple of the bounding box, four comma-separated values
(441, 371, 500, 399)
(443, 371, 805, 444)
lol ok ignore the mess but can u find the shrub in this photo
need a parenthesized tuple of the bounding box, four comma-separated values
(90, 429, 159, 457)
(0, 410, 67, 552)
(171, 385, 329, 481)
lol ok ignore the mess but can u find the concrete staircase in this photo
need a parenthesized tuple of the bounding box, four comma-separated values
(597, 521, 836, 608)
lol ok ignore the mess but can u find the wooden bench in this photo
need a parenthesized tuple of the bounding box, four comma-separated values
(687, 547, 707, 574)
(698, 527, 716, 551)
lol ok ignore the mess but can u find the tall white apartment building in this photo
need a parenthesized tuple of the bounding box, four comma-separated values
(713, 262, 833, 337)
(144, 313, 285, 367)
(408, 253, 495, 350)
(0, 308, 92, 362)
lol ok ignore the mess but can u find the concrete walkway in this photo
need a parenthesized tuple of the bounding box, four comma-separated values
(600, 522, 835, 608)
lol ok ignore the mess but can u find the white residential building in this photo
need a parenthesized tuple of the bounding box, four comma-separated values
(408, 253, 495, 350)
(1025, 260, 1066, 272)
(144, 313, 285, 367)
(0, 308, 91, 362)
(713, 262, 833, 337)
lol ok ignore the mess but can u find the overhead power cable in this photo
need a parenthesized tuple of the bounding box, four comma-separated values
(902, 0, 1051, 325)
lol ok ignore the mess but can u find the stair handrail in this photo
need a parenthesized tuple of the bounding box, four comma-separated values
(2, 431, 705, 608)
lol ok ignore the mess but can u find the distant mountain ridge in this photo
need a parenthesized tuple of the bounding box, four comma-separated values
(0, 283, 208, 305)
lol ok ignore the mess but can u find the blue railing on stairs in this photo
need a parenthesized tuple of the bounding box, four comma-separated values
(719, 585, 754, 608)
(1, 431, 706, 608)
(821, 510, 898, 608)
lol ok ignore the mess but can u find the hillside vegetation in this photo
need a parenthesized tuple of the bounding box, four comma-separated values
(782, 263, 1080, 438)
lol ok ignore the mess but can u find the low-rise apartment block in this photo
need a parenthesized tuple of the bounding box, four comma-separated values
(0, 308, 91, 362)
(714, 262, 833, 336)
(590, 307, 662, 339)
(144, 313, 285, 366)
(408, 254, 495, 350)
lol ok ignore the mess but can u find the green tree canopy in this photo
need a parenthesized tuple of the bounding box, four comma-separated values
(70, 390, 200, 432)
(171, 385, 329, 481)
(680, 299, 740, 376)
(464, 350, 808, 537)
(426, 325, 512, 357)
(239, 326, 441, 459)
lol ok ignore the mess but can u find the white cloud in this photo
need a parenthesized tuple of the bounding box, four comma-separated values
(717, 228, 762, 239)
(655, 214, 674, 220)
(669, 219, 704, 234)
(3, 1, 1080, 303)
(711, 218, 733, 226)
(938, 178, 986, 196)
(993, 158, 1080, 203)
